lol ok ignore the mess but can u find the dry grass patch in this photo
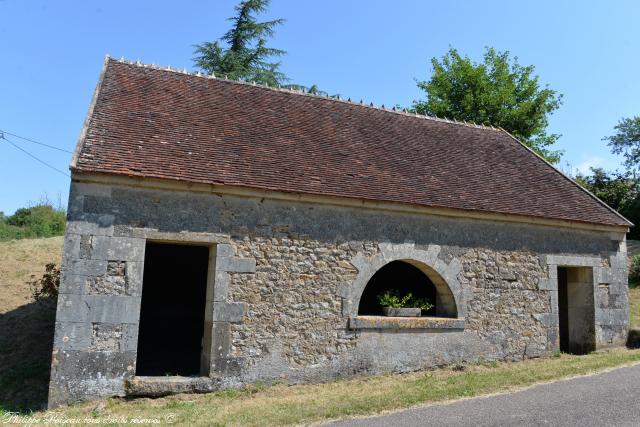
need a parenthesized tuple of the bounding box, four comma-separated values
(0, 236, 63, 412)
(0, 236, 63, 313)
(40, 348, 640, 426)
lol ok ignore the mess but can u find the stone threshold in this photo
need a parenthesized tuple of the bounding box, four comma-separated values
(348, 316, 465, 330)
(125, 376, 219, 397)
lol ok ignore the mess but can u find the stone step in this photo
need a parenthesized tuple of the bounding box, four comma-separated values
(125, 376, 219, 397)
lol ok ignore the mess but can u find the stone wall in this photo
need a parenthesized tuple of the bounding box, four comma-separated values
(48, 179, 629, 406)
(460, 249, 550, 360)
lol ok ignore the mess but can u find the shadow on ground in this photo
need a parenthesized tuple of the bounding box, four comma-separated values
(0, 300, 55, 412)
(628, 329, 640, 349)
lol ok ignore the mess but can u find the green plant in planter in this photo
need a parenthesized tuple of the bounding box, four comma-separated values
(377, 289, 434, 311)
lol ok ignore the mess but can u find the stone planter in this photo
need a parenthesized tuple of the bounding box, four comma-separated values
(382, 307, 421, 317)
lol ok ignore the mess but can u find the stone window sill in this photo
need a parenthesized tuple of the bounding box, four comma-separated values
(348, 316, 465, 330)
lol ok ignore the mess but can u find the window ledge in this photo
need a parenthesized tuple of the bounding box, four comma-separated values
(348, 316, 465, 330)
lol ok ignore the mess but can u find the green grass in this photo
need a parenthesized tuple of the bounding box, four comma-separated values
(630, 286, 640, 329)
(36, 348, 640, 426)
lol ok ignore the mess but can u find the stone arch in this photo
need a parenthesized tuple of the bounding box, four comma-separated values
(339, 243, 466, 318)
(358, 259, 457, 317)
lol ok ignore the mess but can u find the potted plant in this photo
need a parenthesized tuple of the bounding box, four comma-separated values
(376, 290, 434, 317)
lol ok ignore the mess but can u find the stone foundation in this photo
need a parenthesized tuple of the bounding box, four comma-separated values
(47, 179, 630, 407)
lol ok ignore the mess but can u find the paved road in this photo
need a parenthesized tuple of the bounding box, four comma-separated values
(327, 364, 640, 427)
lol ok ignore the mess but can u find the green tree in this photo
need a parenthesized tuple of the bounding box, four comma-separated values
(604, 116, 640, 175)
(413, 47, 563, 163)
(576, 167, 640, 238)
(575, 168, 638, 211)
(193, 0, 287, 86)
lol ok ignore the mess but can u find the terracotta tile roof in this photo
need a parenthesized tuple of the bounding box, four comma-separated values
(72, 58, 631, 228)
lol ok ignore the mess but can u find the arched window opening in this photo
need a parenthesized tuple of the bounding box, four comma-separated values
(358, 260, 437, 316)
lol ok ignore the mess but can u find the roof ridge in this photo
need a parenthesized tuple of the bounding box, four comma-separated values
(107, 55, 500, 132)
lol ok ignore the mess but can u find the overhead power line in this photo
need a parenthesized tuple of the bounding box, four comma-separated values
(0, 134, 70, 177)
(0, 128, 73, 154)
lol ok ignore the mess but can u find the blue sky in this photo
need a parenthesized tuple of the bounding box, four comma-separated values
(1, 0, 639, 215)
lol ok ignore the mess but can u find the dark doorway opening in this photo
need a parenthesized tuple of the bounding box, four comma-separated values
(557, 266, 596, 355)
(358, 260, 437, 316)
(136, 242, 209, 376)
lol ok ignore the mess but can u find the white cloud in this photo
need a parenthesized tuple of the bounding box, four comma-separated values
(575, 156, 604, 175)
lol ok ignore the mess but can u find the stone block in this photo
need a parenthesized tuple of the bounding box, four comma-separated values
(546, 327, 559, 351)
(56, 294, 90, 322)
(212, 302, 245, 323)
(90, 236, 146, 262)
(595, 308, 628, 326)
(84, 295, 141, 324)
(125, 376, 217, 397)
(609, 254, 628, 270)
(211, 357, 244, 376)
(424, 244, 441, 266)
(49, 349, 137, 382)
(444, 258, 462, 281)
(65, 214, 115, 236)
(212, 271, 230, 302)
(126, 261, 145, 297)
(59, 272, 89, 295)
(62, 259, 108, 278)
(545, 255, 599, 267)
(595, 267, 612, 284)
(216, 243, 235, 258)
(216, 257, 256, 273)
(122, 323, 140, 352)
(348, 316, 465, 330)
(549, 290, 559, 313)
(53, 322, 91, 350)
(350, 252, 369, 271)
(433, 259, 448, 277)
(63, 234, 81, 260)
(534, 313, 559, 327)
(210, 322, 232, 359)
(336, 281, 352, 299)
(538, 278, 557, 291)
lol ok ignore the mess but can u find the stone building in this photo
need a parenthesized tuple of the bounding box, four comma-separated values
(48, 57, 632, 407)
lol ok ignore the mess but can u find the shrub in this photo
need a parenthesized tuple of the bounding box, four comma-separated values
(0, 203, 66, 241)
(29, 263, 60, 302)
(377, 289, 434, 311)
(630, 255, 640, 288)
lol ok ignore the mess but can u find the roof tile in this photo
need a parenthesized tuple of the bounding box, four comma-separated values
(73, 59, 630, 228)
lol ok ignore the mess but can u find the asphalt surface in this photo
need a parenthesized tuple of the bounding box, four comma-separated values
(327, 364, 640, 427)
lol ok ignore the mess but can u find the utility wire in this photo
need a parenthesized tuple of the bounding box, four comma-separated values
(0, 134, 70, 177)
(0, 128, 73, 154)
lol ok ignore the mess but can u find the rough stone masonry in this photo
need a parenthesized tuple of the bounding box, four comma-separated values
(48, 180, 630, 407)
